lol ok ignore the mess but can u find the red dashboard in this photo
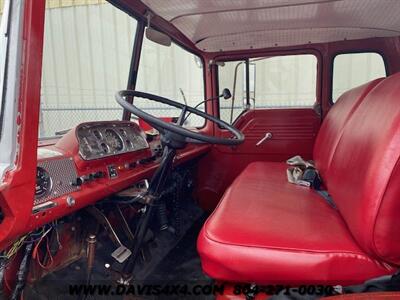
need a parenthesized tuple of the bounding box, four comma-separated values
(28, 121, 210, 233)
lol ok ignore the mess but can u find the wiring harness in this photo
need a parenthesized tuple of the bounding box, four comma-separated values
(0, 222, 62, 299)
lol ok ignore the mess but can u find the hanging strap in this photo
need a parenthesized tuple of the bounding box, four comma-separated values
(316, 190, 336, 209)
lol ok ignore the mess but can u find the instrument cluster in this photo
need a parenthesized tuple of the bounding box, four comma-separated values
(35, 157, 80, 206)
(76, 122, 149, 160)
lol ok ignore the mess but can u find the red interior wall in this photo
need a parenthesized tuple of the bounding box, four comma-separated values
(195, 36, 400, 211)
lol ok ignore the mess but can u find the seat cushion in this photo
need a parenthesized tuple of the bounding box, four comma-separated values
(326, 72, 400, 265)
(197, 162, 394, 285)
(313, 78, 383, 183)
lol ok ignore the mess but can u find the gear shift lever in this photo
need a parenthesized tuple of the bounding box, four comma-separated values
(86, 234, 97, 283)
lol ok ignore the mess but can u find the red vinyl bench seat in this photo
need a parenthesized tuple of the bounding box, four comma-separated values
(198, 74, 400, 285)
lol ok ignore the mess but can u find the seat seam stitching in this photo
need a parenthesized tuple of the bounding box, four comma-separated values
(203, 229, 389, 264)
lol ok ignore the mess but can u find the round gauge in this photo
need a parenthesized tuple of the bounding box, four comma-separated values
(126, 139, 133, 149)
(93, 130, 103, 140)
(100, 143, 110, 154)
(119, 129, 127, 137)
(104, 129, 124, 152)
(35, 167, 52, 199)
(80, 137, 92, 155)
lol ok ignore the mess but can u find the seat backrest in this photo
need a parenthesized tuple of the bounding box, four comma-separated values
(326, 72, 400, 265)
(313, 78, 383, 183)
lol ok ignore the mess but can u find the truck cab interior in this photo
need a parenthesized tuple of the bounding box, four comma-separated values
(1, 0, 400, 299)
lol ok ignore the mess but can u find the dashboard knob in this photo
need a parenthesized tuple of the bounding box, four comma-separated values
(66, 196, 76, 207)
(71, 177, 83, 187)
(93, 171, 105, 179)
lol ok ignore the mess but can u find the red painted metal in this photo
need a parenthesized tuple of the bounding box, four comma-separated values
(139, 117, 173, 131)
(2, 0, 400, 251)
(0, 0, 45, 249)
(0, 2, 211, 248)
(29, 134, 210, 232)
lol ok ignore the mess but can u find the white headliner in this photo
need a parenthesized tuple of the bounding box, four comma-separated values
(141, 0, 400, 52)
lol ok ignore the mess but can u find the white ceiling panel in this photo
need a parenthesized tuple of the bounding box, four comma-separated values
(197, 27, 394, 52)
(141, 0, 400, 52)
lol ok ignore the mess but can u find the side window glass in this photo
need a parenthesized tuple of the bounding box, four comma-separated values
(218, 60, 246, 124)
(219, 54, 317, 124)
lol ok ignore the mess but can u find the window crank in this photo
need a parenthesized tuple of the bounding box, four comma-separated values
(256, 132, 272, 146)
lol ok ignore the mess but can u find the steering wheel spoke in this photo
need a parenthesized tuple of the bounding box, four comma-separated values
(185, 137, 206, 144)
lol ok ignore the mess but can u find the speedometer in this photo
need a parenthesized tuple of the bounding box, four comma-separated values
(35, 167, 52, 199)
(104, 129, 124, 152)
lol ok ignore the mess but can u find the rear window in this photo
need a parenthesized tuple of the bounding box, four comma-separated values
(332, 53, 386, 102)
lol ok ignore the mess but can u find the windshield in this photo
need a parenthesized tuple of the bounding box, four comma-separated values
(0, 0, 8, 138)
(134, 37, 205, 128)
(39, 1, 138, 138)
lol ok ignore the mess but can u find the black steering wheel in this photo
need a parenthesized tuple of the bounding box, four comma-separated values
(115, 90, 244, 146)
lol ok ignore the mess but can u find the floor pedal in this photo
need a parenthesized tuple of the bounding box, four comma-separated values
(111, 245, 132, 263)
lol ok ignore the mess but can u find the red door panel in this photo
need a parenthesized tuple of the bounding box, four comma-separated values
(227, 108, 321, 159)
(196, 108, 321, 211)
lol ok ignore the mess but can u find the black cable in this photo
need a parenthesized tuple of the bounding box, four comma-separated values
(157, 200, 169, 231)
(105, 176, 178, 206)
(10, 241, 34, 300)
(170, 172, 183, 235)
(182, 98, 215, 124)
(102, 194, 144, 205)
(0, 255, 7, 299)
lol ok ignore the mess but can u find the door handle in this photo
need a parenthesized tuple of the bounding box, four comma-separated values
(256, 132, 272, 146)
